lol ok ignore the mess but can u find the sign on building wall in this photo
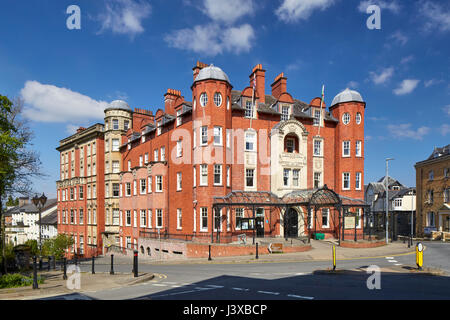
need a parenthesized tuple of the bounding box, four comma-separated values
(345, 217, 355, 229)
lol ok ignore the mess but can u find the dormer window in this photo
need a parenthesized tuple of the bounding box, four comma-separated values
(313, 109, 321, 126)
(245, 100, 254, 118)
(157, 121, 162, 135)
(176, 109, 182, 126)
(281, 106, 290, 121)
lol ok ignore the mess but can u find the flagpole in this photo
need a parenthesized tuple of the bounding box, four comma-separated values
(250, 73, 256, 129)
(318, 85, 325, 137)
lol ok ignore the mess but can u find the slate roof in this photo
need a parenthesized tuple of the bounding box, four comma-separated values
(5, 198, 57, 215)
(230, 90, 338, 122)
(427, 144, 450, 160)
(36, 209, 58, 226)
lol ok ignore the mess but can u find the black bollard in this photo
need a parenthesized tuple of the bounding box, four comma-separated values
(208, 245, 212, 261)
(52, 256, 56, 270)
(32, 256, 38, 289)
(63, 258, 67, 280)
(39, 257, 43, 271)
(92, 256, 95, 274)
(110, 254, 115, 275)
(133, 250, 138, 278)
(256, 243, 259, 260)
(74, 255, 78, 266)
(47, 256, 51, 271)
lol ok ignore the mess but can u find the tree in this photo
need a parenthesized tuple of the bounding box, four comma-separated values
(5, 196, 18, 207)
(42, 234, 74, 260)
(0, 95, 43, 273)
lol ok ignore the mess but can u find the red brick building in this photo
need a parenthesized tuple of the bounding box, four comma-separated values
(57, 62, 367, 258)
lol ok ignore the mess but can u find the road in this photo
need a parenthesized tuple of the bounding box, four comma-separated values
(44, 242, 450, 300)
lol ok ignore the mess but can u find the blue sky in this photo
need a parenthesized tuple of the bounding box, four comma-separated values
(0, 0, 449, 198)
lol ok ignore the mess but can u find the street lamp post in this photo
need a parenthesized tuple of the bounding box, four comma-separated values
(32, 193, 47, 265)
(385, 159, 394, 244)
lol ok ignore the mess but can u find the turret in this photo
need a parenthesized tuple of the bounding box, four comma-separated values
(330, 89, 365, 198)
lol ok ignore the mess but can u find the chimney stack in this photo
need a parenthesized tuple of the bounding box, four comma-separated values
(164, 89, 184, 115)
(250, 64, 266, 104)
(271, 72, 287, 100)
(193, 61, 209, 81)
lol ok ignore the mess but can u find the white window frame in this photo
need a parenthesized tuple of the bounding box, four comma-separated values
(112, 139, 120, 152)
(214, 92, 222, 107)
(343, 141, 350, 157)
(176, 109, 182, 126)
(201, 126, 208, 146)
(156, 176, 163, 192)
(322, 208, 330, 228)
(214, 165, 222, 186)
(177, 208, 182, 230)
(314, 139, 322, 156)
(281, 106, 290, 121)
(356, 141, 362, 157)
(176, 141, 182, 158)
(200, 207, 208, 232)
(283, 169, 290, 187)
(343, 172, 350, 190)
(200, 165, 208, 186)
(140, 179, 146, 194)
(213, 127, 222, 146)
(246, 169, 255, 188)
(177, 172, 182, 191)
(355, 172, 362, 190)
(245, 131, 256, 152)
(156, 209, 163, 229)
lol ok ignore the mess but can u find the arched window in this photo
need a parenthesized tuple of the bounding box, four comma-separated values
(284, 134, 299, 153)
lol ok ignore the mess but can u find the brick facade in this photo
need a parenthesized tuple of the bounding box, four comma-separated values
(57, 62, 366, 257)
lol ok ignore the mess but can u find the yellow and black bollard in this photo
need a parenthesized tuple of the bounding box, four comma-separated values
(332, 245, 336, 271)
(416, 242, 424, 270)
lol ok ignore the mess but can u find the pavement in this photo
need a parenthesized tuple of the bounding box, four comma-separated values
(94, 239, 418, 266)
(0, 239, 443, 300)
(0, 271, 154, 300)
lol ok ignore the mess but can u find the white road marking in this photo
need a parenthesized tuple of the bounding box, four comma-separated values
(386, 257, 394, 260)
(287, 294, 314, 300)
(206, 285, 224, 288)
(388, 260, 398, 263)
(232, 287, 249, 291)
(258, 291, 280, 295)
(395, 264, 402, 266)
(152, 283, 168, 287)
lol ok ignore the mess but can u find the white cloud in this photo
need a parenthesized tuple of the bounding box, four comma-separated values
(369, 67, 394, 85)
(276, 0, 336, 23)
(164, 23, 255, 56)
(441, 124, 450, 136)
(389, 31, 408, 46)
(393, 79, 420, 95)
(400, 55, 414, 64)
(66, 124, 81, 135)
(20, 81, 108, 123)
(443, 105, 450, 116)
(358, 0, 401, 14)
(420, 1, 450, 32)
(347, 81, 359, 89)
(424, 79, 444, 87)
(202, 0, 254, 24)
(97, 0, 151, 37)
(387, 123, 430, 140)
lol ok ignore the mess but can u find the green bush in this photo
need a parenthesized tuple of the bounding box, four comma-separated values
(0, 273, 44, 289)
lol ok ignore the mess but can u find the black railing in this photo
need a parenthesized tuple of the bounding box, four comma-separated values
(139, 230, 236, 243)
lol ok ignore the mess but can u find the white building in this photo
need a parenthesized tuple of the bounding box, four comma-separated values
(5, 198, 57, 245)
